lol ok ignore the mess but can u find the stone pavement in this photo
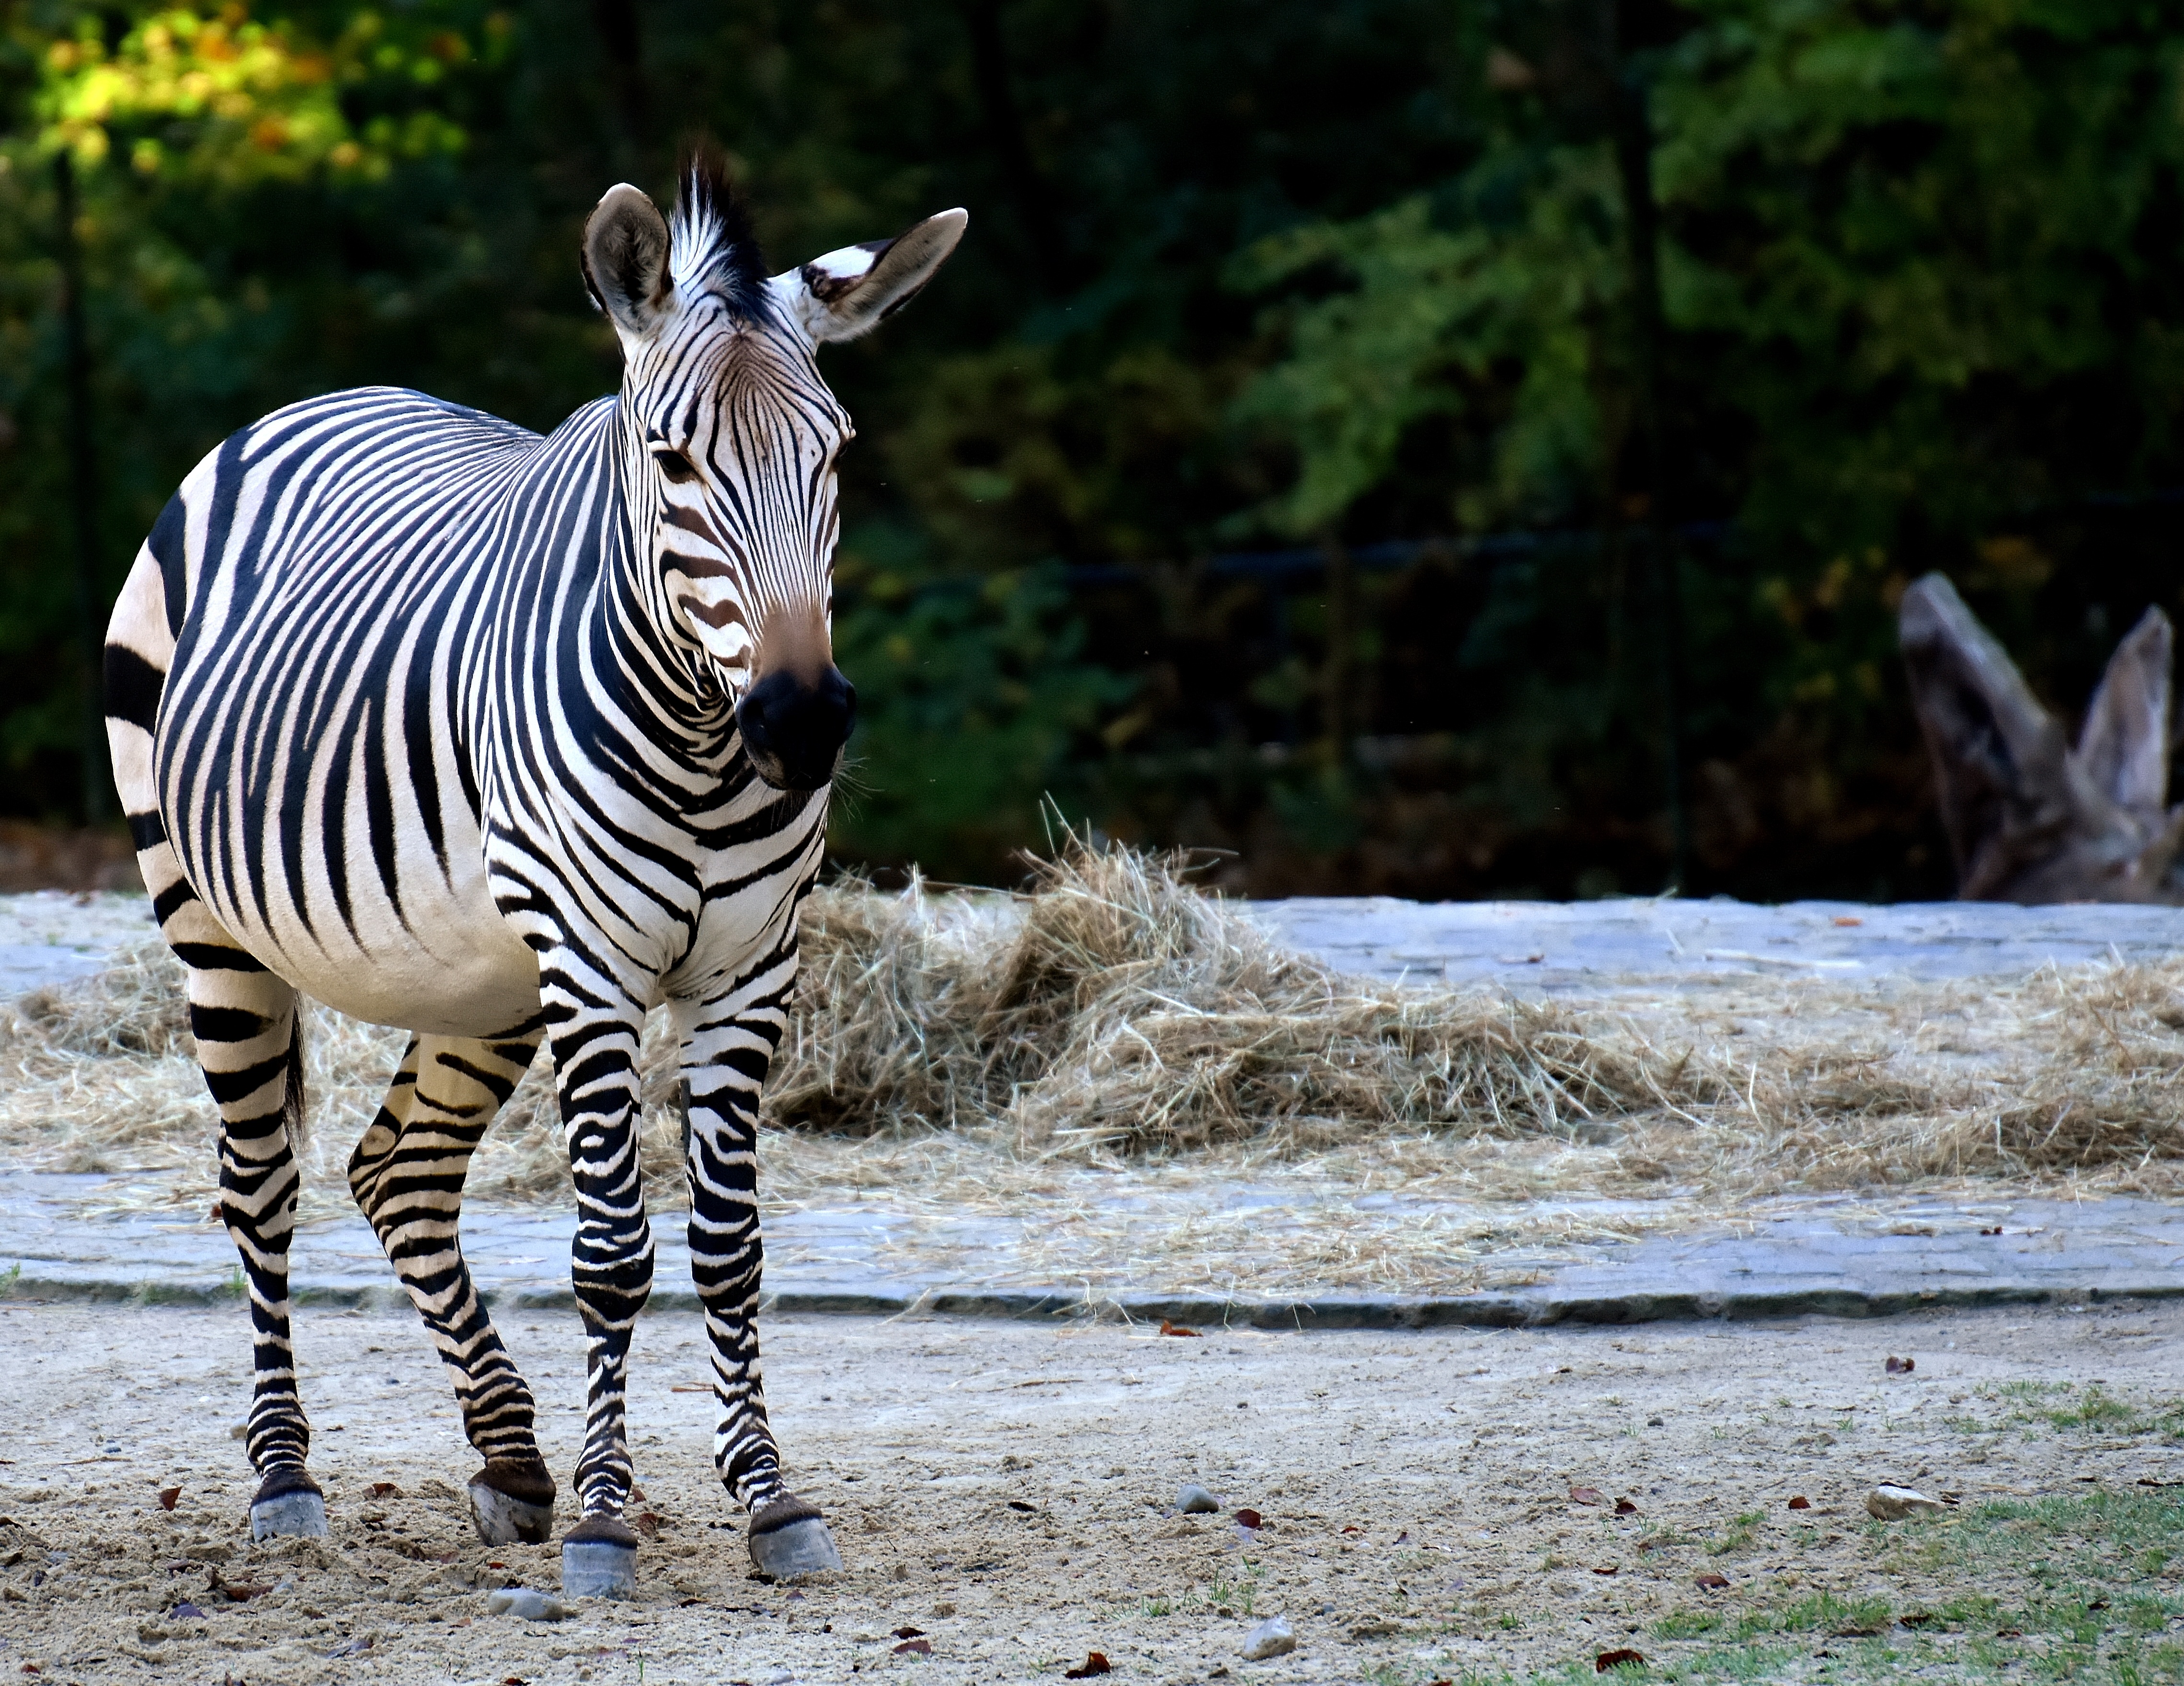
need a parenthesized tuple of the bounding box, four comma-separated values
(8, 889, 2184, 1328)
(17, 887, 2184, 1004)
(7, 1167, 2183, 1329)
(1251, 894, 2184, 993)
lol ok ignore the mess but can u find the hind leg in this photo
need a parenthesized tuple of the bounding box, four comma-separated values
(348, 1028, 554, 1543)
(172, 890, 319, 1536)
(106, 540, 319, 1535)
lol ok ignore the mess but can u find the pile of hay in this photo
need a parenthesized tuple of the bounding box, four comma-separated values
(5, 842, 2184, 1222)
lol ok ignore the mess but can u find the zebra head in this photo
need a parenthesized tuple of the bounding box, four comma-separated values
(581, 162, 966, 792)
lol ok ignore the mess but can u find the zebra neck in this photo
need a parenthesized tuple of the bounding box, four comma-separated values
(594, 406, 738, 755)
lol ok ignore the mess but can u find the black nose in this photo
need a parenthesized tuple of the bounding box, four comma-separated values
(736, 665, 856, 792)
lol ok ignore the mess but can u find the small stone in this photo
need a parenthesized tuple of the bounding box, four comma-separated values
(1241, 1616, 1296, 1661)
(486, 1586, 567, 1621)
(1178, 1484, 1220, 1515)
(1865, 1484, 1946, 1521)
(229, 1422, 248, 1441)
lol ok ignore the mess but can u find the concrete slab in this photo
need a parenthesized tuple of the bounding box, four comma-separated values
(9, 890, 2184, 1328)
(1246, 896, 2184, 993)
(7, 1168, 2182, 1330)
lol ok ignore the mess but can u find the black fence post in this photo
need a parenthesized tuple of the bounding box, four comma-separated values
(1611, 42, 1688, 892)
(55, 148, 111, 826)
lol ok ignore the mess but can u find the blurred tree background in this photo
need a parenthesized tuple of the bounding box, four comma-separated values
(3, 0, 2183, 900)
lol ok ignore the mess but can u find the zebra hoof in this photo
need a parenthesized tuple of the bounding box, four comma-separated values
(249, 1470, 328, 1541)
(469, 1469, 555, 1546)
(560, 1515, 639, 1600)
(748, 1496, 842, 1579)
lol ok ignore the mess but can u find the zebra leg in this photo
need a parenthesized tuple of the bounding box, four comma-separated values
(347, 1028, 554, 1545)
(183, 922, 321, 1539)
(545, 985, 653, 1596)
(105, 543, 323, 1537)
(677, 982, 842, 1578)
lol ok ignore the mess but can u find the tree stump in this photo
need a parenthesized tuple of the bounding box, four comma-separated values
(1899, 572, 2184, 903)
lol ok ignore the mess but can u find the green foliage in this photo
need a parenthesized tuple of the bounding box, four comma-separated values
(1229, 151, 1628, 538)
(3, 0, 2184, 891)
(831, 552, 1135, 875)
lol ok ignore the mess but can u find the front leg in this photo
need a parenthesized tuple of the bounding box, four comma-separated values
(676, 964, 842, 1577)
(542, 968, 653, 1595)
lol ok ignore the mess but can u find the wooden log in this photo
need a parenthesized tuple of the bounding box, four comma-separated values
(1899, 572, 2184, 903)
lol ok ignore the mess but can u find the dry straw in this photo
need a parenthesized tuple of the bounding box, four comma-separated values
(5, 841, 2184, 1236)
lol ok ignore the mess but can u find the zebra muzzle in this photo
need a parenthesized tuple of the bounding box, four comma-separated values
(736, 664, 856, 792)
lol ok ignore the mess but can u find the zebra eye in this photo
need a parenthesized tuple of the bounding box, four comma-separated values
(653, 448, 698, 484)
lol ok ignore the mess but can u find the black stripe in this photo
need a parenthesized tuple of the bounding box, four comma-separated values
(103, 644, 165, 732)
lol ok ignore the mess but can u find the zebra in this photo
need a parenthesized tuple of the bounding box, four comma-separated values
(102, 156, 964, 1591)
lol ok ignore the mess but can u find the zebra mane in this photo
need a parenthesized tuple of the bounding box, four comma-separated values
(668, 145, 766, 309)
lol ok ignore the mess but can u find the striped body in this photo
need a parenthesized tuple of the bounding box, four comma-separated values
(136, 386, 817, 1037)
(102, 166, 967, 1558)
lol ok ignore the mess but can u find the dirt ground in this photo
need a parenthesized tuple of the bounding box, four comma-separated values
(2, 1301, 2183, 1686)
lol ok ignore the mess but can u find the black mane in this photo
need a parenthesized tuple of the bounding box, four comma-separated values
(671, 141, 767, 307)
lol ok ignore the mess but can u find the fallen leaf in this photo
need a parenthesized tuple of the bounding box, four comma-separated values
(1886, 1356, 1915, 1375)
(634, 1512, 662, 1541)
(1341, 1525, 1362, 1535)
(1613, 1497, 1637, 1515)
(1592, 1566, 1618, 1576)
(369, 1482, 399, 1498)
(1832, 915, 1863, 927)
(1694, 1573, 1729, 1589)
(487, 1561, 505, 1570)
(893, 1628, 926, 1640)
(221, 1583, 272, 1602)
(1065, 1653, 1112, 1679)
(1569, 1486, 1606, 1506)
(1788, 1496, 1811, 1510)
(1233, 1508, 1263, 1529)
(1595, 1649, 1645, 1672)
(1157, 1321, 1201, 1338)
(892, 1639, 932, 1657)
(157, 1487, 180, 1511)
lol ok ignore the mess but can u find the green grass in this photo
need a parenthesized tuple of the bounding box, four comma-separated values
(1702, 1510, 1767, 1558)
(1405, 1489, 2184, 1686)
(1944, 1381, 2184, 1442)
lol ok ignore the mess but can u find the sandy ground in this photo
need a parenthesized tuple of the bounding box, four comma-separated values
(3, 1302, 2184, 1685)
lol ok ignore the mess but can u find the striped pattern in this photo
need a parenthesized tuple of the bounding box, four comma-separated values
(101, 164, 963, 1541)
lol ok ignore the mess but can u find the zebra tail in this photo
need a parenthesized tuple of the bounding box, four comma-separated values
(282, 1008, 310, 1158)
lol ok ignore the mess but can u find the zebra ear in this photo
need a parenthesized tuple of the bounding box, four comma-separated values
(780, 208, 968, 344)
(583, 183, 674, 342)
